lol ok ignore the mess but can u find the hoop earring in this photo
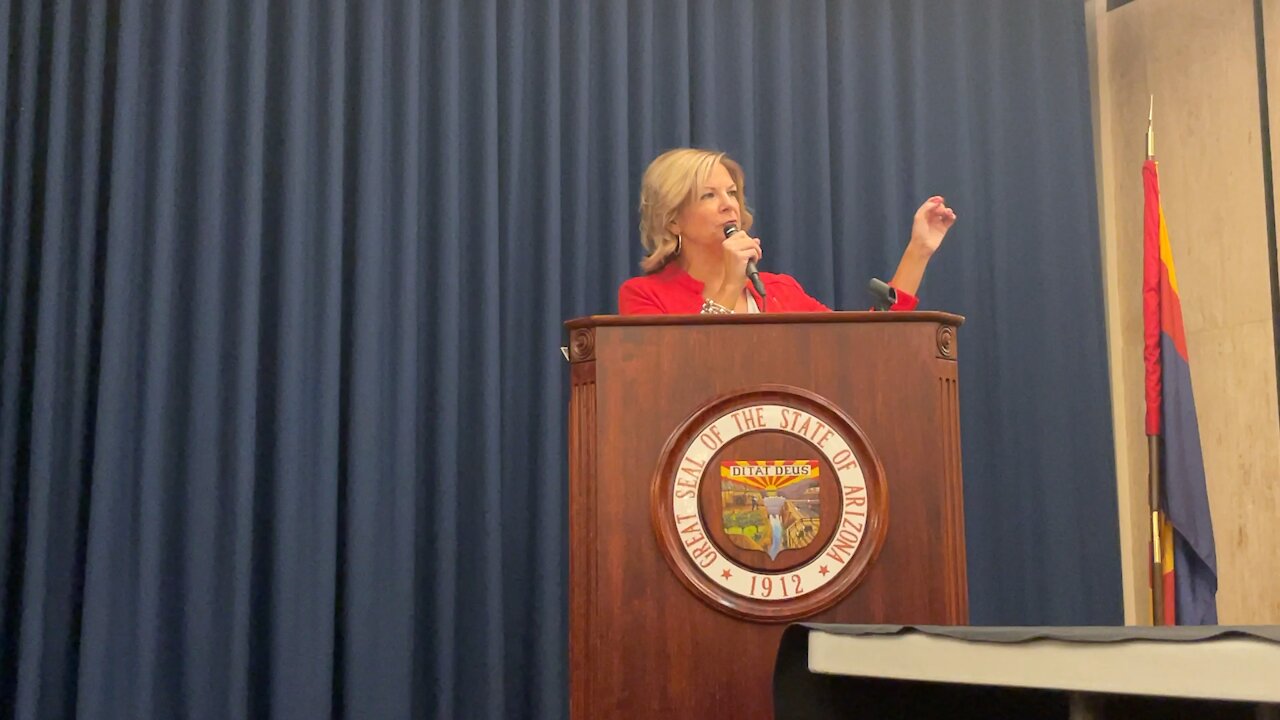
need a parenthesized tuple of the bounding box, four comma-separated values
(673, 234, 683, 256)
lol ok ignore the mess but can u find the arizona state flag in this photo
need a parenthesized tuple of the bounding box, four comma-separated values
(1142, 159, 1218, 624)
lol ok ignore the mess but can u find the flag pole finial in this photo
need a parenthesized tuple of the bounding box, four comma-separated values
(1147, 95, 1155, 160)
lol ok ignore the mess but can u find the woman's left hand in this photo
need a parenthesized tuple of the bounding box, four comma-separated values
(909, 196, 957, 256)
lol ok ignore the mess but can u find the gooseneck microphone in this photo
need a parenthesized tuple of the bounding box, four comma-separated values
(723, 223, 766, 300)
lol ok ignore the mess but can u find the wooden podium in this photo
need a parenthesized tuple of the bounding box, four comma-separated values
(564, 312, 967, 719)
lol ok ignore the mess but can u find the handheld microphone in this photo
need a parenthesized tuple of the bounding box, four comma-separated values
(867, 278, 896, 311)
(723, 223, 766, 299)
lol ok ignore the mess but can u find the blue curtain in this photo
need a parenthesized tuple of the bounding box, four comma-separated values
(0, 1, 1119, 718)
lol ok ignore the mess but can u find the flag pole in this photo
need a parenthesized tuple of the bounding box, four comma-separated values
(1148, 438, 1163, 624)
(1146, 95, 1165, 626)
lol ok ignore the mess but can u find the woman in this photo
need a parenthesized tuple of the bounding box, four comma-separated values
(618, 148, 956, 315)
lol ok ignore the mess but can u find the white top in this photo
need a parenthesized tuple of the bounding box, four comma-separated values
(805, 629, 1280, 703)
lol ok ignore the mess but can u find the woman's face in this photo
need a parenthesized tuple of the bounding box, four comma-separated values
(670, 161, 741, 249)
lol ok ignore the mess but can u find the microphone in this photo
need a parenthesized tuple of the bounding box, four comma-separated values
(723, 223, 766, 299)
(867, 278, 896, 311)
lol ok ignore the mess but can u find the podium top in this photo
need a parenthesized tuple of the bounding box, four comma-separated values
(564, 310, 964, 330)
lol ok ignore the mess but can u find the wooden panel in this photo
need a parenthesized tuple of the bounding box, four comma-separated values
(569, 317, 965, 718)
(1090, 0, 1280, 624)
(1268, 0, 1280, 255)
(1193, 321, 1280, 622)
(939, 368, 968, 621)
(568, 361, 596, 719)
(1264, 0, 1280, 626)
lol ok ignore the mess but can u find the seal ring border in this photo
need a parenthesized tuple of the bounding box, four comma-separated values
(650, 384, 890, 623)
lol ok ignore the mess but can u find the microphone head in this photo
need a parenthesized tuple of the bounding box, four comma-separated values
(867, 278, 897, 311)
(722, 223, 738, 239)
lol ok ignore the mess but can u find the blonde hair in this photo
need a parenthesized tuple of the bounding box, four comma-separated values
(638, 148, 754, 273)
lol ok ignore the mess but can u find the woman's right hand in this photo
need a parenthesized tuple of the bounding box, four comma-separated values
(719, 229, 762, 290)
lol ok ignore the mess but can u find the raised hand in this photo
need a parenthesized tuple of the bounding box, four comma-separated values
(909, 196, 958, 256)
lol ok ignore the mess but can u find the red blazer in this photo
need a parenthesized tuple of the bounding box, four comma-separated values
(617, 263, 918, 315)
